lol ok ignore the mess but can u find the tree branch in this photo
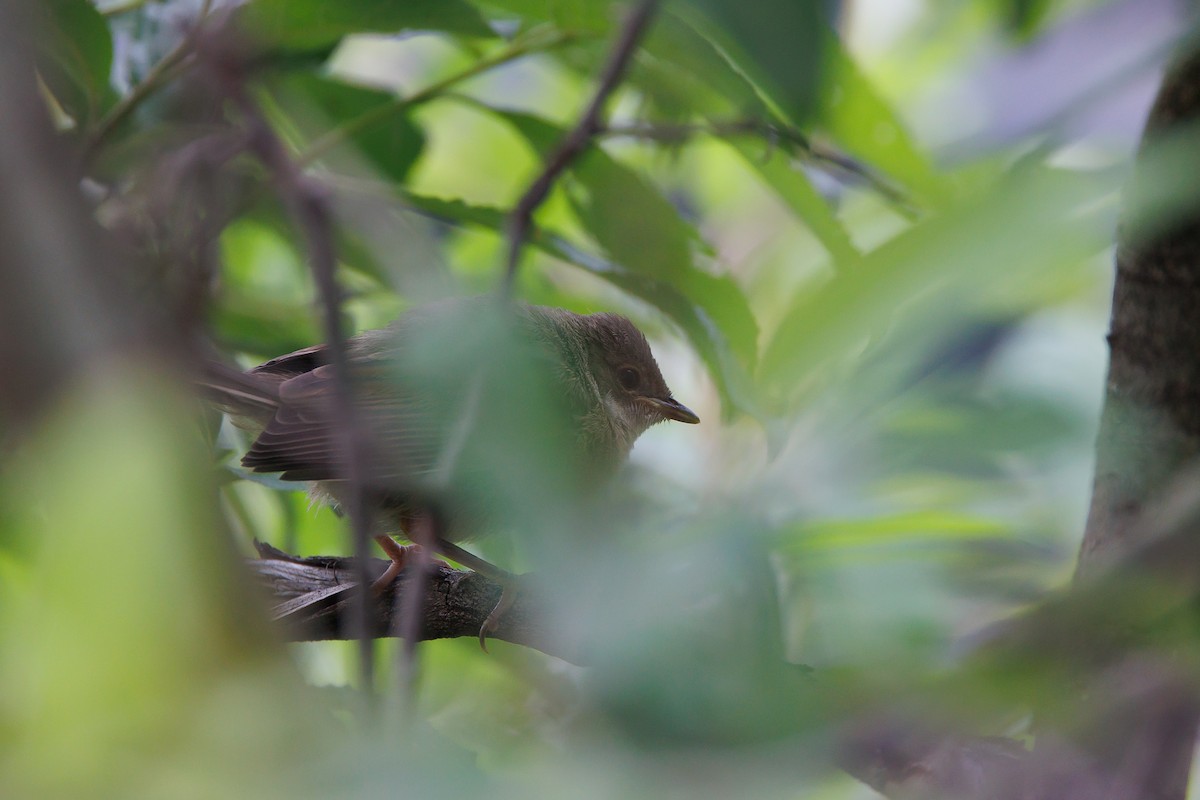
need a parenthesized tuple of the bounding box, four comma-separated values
(195, 29, 380, 694)
(298, 26, 575, 168)
(247, 542, 586, 664)
(247, 466, 1200, 798)
(499, 0, 661, 294)
(600, 119, 916, 215)
(82, 0, 216, 170)
(1030, 40, 1200, 800)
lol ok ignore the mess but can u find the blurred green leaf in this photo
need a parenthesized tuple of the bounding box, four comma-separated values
(781, 511, 1008, 553)
(470, 0, 613, 32)
(499, 111, 758, 371)
(276, 73, 426, 183)
(671, 0, 826, 125)
(760, 164, 1116, 406)
(0, 372, 323, 798)
(1001, 0, 1054, 39)
(584, 535, 816, 743)
(729, 140, 860, 266)
(651, 6, 942, 208)
(632, 11, 771, 120)
(395, 189, 760, 416)
(34, 0, 116, 125)
(569, 150, 698, 285)
(214, 216, 322, 356)
(879, 390, 1087, 471)
(238, 0, 494, 54)
(816, 43, 946, 205)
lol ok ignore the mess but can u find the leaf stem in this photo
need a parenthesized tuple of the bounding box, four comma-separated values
(297, 26, 575, 168)
(499, 0, 661, 295)
(601, 119, 918, 216)
(83, 0, 215, 169)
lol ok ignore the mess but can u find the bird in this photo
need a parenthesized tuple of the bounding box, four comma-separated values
(202, 298, 700, 642)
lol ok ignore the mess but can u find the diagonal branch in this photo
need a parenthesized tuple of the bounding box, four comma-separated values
(82, 0, 216, 170)
(600, 119, 916, 215)
(248, 542, 587, 664)
(499, 0, 661, 295)
(195, 30, 380, 695)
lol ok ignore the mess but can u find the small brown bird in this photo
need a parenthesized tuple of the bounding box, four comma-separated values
(203, 299, 699, 640)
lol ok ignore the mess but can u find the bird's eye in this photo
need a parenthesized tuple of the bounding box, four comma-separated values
(617, 366, 641, 391)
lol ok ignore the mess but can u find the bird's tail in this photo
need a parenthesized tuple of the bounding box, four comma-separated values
(197, 359, 280, 425)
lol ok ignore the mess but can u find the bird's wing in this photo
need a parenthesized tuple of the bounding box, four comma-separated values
(242, 359, 443, 485)
(249, 343, 328, 381)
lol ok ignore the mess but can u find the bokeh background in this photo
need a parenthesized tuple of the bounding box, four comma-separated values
(1, 0, 1189, 797)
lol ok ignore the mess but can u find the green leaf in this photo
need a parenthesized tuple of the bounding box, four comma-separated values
(238, 0, 494, 54)
(778, 511, 1009, 553)
(632, 11, 769, 120)
(275, 73, 425, 183)
(470, 0, 613, 32)
(728, 139, 860, 266)
(655, 4, 940, 209)
(503, 113, 756, 355)
(665, 3, 942, 207)
(34, 0, 116, 125)
(671, 0, 826, 125)
(879, 391, 1086, 472)
(1000, 0, 1054, 40)
(569, 149, 695, 284)
(395, 190, 760, 417)
(494, 111, 759, 408)
(760, 164, 1117, 407)
(816, 43, 946, 206)
(504, 115, 700, 288)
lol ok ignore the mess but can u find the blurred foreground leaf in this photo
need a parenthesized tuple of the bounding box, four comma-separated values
(496, 108, 760, 415)
(761, 164, 1118, 408)
(815, 42, 946, 206)
(275, 73, 426, 183)
(239, 0, 493, 54)
(0, 369, 312, 796)
(672, 0, 826, 125)
(395, 188, 759, 417)
(34, 0, 116, 126)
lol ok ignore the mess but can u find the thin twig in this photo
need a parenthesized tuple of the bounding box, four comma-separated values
(600, 119, 917, 214)
(395, 516, 434, 712)
(298, 26, 575, 168)
(83, 0, 216, 169)
(499, 0, 662, 295)
(198, 33, 380, 701)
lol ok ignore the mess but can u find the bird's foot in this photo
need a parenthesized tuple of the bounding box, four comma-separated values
(478, 582, 519, 653)
(371, 535, 448, 595)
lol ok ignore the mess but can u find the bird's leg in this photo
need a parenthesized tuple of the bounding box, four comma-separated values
(377, 533, 520, 651)
(430, 539, 518, 652)
(370, 534, 452, 595)
(370, 535, 414, 595)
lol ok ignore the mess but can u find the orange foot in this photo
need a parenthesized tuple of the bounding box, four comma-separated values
(370, 535, 450, 594)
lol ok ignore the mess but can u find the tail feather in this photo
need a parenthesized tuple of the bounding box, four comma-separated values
(198, 360, 280, 424)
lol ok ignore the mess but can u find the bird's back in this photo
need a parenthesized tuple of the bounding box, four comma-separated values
(224, 301, 594, 536)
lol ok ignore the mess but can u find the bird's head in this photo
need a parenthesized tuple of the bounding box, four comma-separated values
(577, 312, 700, 432)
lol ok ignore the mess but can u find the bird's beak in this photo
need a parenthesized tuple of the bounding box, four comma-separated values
(641, 396, 700, 424)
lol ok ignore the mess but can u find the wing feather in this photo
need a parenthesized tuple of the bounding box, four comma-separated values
(241, 348, 444, 484)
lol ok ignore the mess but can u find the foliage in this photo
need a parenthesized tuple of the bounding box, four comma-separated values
(1, 0, 1157, 797)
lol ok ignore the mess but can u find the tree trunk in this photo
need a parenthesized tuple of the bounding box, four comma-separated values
(1036, 41, 1200, 800)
